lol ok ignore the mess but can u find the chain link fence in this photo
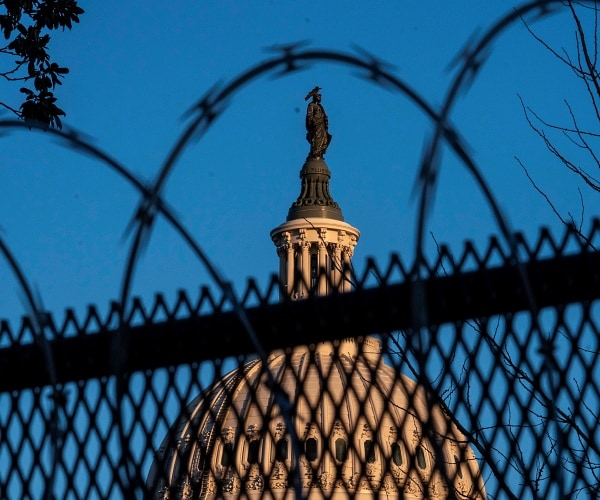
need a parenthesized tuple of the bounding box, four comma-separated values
(1, 221, 599, 499)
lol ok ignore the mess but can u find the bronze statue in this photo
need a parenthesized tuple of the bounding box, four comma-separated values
(305, 86, 332, 159)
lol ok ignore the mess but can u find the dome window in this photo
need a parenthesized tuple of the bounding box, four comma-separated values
(335, 438, 348, 462)
(416, 445, 427, 470)
(305, 437, 318, 462)
(275, 438, 288, 462)
(248, 439, 260, 464)
(364, 440, 376, 464)
(454, 454, 463, 479)
(221, 442, 234, 467)
(391, 442, 402, 466)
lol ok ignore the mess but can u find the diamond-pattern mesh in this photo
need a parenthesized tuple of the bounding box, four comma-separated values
(1, 221, 599, 499)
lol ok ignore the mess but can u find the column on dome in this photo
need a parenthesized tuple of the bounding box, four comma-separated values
(330, 243, 341, 293)
(342, 244, 353, 294)
(276, 232, 294, 299)
(286, 242, 294, 298)
(300, 239, 310, 298)
(317, 240, 327, 296)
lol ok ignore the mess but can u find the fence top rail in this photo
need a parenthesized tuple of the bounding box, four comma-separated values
(1, 238, 599, 392)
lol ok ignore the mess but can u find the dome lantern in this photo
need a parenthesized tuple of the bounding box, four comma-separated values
(271, 88, 360, 300)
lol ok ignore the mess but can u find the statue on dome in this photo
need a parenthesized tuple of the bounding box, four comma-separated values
(305, 86, 332, 159)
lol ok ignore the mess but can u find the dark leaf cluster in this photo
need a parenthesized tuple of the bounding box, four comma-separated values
(0, 0, 83, 128)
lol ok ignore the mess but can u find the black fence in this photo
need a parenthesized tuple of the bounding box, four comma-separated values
(0, 221, 599, 499)
(1, 3, 599, 498)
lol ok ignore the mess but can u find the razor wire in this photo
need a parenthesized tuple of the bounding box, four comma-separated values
(1, 1, 598, 498)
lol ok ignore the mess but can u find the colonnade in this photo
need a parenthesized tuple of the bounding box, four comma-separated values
(271, 219, 359, 299)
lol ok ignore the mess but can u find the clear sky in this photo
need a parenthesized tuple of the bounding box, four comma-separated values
(0, 1, 596, 328)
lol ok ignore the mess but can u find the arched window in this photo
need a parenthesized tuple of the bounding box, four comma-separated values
(335, 438, 347, 462)
(221, 442, 233, 467)
(391, 442, 402, 466)
(275, 438, 288, 462)
(364, 440, 376, 464)
(248, 439, 260, 464)
(454, 454, 463, 479)
(416, 445, 426, 469)
(305, 437, 318, 462)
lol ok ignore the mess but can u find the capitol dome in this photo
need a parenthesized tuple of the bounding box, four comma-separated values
(147, 89, 485, 499)
(148, 338, 486, 499)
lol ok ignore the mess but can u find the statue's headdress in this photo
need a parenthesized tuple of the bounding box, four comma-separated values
(305, 86, 322, 101)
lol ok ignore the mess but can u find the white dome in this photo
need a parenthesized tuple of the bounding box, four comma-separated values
(148, 337, 485, 499)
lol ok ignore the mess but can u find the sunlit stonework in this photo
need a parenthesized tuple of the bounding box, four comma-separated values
(147, 90, 486, 499)
(149, 338, 486, 499)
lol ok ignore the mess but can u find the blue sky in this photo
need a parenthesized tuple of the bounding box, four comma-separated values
(0, 1, 596, 327)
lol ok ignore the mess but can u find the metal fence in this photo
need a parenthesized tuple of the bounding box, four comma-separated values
(1, 3, 599, 498)
(1, 220, 599, 499)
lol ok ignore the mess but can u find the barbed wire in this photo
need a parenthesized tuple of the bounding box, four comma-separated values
(1, 1, 597, 497)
